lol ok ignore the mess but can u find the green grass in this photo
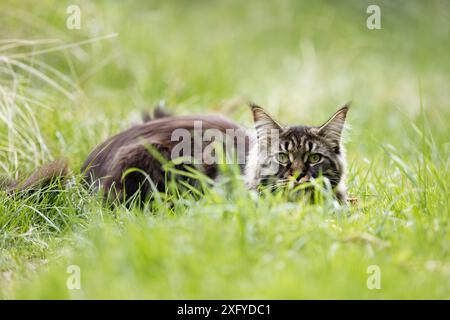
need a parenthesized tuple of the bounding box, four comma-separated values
(0, 0, 449, 299)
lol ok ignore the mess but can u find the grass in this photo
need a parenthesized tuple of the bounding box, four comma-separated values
(0, 0, 449, 299)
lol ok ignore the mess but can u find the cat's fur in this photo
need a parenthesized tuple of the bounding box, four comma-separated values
(5, 103, 349, 203)
(81, 114, 249, 203)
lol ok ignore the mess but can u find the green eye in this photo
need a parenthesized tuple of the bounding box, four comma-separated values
(308, 153, 321, 163)
(276, 152, 289, 164)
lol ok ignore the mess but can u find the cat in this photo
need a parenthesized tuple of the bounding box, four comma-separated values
(5, 103, 349, 204)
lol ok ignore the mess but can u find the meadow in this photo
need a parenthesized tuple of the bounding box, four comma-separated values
(0, 0, 449, 299)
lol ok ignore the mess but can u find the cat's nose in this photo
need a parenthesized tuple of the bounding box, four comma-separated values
(288, 172, 310, 184)
(296, 173, 310, 183)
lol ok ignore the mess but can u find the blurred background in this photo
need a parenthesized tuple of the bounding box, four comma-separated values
(1, 0, 449, 172)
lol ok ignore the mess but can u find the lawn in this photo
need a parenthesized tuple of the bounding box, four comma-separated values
(0, 0, 449, 299)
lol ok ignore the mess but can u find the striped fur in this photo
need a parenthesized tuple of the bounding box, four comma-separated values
(245, 104, 349, 202)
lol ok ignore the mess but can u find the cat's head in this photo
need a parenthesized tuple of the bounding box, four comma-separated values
(245, 103, 349, 201)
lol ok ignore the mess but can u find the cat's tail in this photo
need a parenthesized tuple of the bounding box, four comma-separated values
(2, 158, 69, 195)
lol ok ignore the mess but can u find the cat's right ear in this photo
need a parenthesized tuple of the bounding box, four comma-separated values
(317, 104, 349, 149)
(249, 103, 282, 138)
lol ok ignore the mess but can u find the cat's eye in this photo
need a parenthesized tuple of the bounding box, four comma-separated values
(276, 152, 290, 164)
(308, 153, 321, 164)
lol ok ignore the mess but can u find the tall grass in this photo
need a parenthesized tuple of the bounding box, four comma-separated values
(0, 0, 449, 299)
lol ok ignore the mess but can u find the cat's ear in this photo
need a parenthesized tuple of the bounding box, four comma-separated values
(249, 103, 282, 138)
(317, 104, 349, 148)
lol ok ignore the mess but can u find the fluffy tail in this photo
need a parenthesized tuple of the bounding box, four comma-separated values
(4, 158, 69, 195)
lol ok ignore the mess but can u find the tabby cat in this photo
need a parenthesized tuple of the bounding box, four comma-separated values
(6, 103, 349, 203)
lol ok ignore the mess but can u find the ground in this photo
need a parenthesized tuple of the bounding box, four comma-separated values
(0, 0, 449, 299)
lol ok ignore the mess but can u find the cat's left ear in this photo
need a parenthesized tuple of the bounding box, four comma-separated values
(249, 103, 282, 139)
(317, 104, 349, 149)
